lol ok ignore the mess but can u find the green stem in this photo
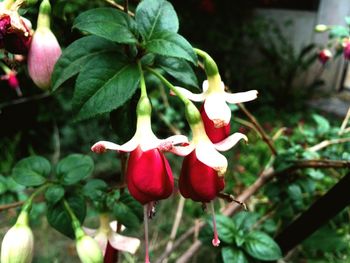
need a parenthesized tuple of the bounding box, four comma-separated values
(137, 61, 147, 97)
(0, 61, 11, 74)
(63, 199, 84, 239)
(146, 67, 191, 105)
(194, 48, 219, 77)
(21, 183, 51, 213)
(37, 0, 51, 29)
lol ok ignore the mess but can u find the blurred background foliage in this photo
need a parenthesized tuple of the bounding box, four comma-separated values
(0, 0, 349, 262)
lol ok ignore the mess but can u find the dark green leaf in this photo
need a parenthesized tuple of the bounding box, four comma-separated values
(52, 36, 119, 91)
(243, 231, 282, 261)
(232, 212, 259, 232)
(158, 57, 198, 87)
(82, 179, 108, 201)
(112, 202, 140, 228)
(45, 185, 65, 204)
(73, 8, 137, 44)
(136, 0, 178, 40)
(145, 31, 197, 64)
(47, 195, 86, 239)
(287, 184, 302, 200)
(119, 192, 143, 219)
(56, 154, 94, 185)
(72, 53, 140, 121)
(12, 156, 51, 186)
(222, 247, 248, 263)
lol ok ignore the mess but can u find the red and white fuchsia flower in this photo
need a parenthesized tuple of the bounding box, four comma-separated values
(176, 76, 257, 127)
(83, 214, 140, 262)
(318, 49, 332, 64)
(1, 68, 22, 96)
(27, 0, 61, 90)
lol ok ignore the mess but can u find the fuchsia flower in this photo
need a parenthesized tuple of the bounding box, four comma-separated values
(176, 75, 257, 127)
(83, 214, 140, 260)
(27, 0, 61, 90)
(91, 99, 188, 205)
(318, 49, 332, 64)
(1, 70, 22, 96)
(0, 1, 33, 54)
(343, 41, 350, 60)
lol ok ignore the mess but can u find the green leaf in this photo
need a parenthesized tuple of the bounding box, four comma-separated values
(243, 231, 282, 261)
(329, 26, 349, 39)
(287, 184, 302, 200)
(12, 156, 51, 186)
(136, 0, 178, 40)
(56, 154, 94, 185)
(232, 212, 259, 232)
(222, 247, 248, 263)
(346, 16, 350, 26)
(47, 194, 86, 239)
(157, 57, 198, 87)
(52, 36, 119, 91)
(119, 192, 143, 220)
(72, 53, 140, 121)
(145, 31, 197, 64)
(312, 114, 330, 134)
(112, 202, 140, 228)
(82, 179, 108, 201)
(73, 8, 137, 44)
(45, 185, 65, 204)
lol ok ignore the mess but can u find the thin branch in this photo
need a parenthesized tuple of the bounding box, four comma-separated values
(0, 200, 24, 212)
(339, 107, 350, 135)
(0, 92, 50, 109)
(104, 0, 134, 16)
(157, 159, 350, 262)
(160, 196, 186, 263)
(237, 103, 278, 156)
(307, 137, 350, 152)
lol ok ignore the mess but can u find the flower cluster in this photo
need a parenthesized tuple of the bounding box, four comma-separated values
(91, 52, 257, 262)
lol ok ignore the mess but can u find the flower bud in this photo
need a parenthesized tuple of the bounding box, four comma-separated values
(27, 0, 61, 89)
(76, 235, 104, 263)
(344, 42, 350, 60)
(314, 24, 328, 32)
(1, 211, 34, 263)
(318, 49, 332, 64)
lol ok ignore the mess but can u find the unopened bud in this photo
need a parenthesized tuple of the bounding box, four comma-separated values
(76, 235, 104, 263)
(315, 24, 328, 32)
(318, 49, 332, 64)
(1, 211, 34, 263)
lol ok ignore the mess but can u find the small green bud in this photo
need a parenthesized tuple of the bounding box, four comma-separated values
(136, 96, 152, 116)
(1, 212, 34, 263)
(76, 235, 104, 263)
(315, 24, 328, 32)
(185, 103, 201, 125)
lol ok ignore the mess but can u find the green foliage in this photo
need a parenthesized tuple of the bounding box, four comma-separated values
(55, 154, 94, 185)
(47, 194, 86, 239)
(45, 184, 65, 204)
(12, 156, 51, 187)
(73, 8, 138, 44)
(221, 247, 248, 263)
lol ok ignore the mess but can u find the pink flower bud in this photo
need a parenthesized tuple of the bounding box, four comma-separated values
(318, 49, 332, 64)
(27, 27, 61, 89)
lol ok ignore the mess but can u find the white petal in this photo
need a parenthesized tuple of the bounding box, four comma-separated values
(203, 80, 225, 93)
(168, 144, 195, 156)
(94, 232, 108, 256)
(214, 133, 248, 152)
(158, 135, 189, 152)
(196, 141, 228, 175)
(109, 221, 126, 232)
(108, 233, 141, 254)
(140, 134, 161, 152)
(91, 137, 138, 153)
(175, 86, 205, 102)
(225, 90, 258, 104)
(204, 94, 231, 126)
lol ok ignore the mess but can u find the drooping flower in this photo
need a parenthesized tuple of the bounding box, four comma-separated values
(0, 0, 33, 54)
(343, 41, 350, 60)
(1, 211, 34, 263)
(92, 97, 188, 204)
(27, 0, 61, 90)
(76, 234, 104, 263)
(318, 49, 332, 64)
(83, 214, 140, 262)
(176, 76, 257, 128)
